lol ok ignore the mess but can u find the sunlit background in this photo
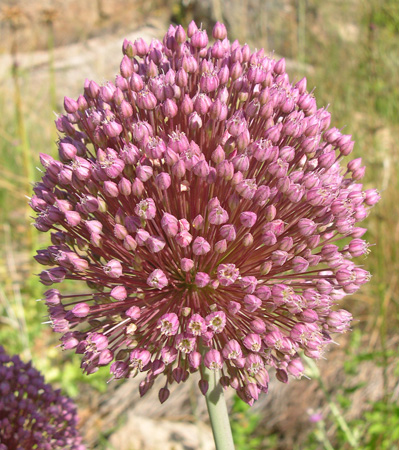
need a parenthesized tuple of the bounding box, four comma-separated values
(0, 0, 398, 449)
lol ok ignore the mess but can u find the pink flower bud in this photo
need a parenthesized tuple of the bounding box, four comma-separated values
(204, 349, 223, 370)
(104, 259, 123, 278)
(243, 295, 262, 312)
(64, 211, 81, 227)
(126, 306, 141, 320)
(158, 313, 179, 336)
(198, 379, 209, 395)
(64, 96, 78, 114)
(146, 235, 166, 253)
(206, 311, 226, 333)
(188, 351, 202, 369)
(212, 22, 227, 40)
(217, 264, 239, 286)
(71, 303, 90, 317)
(130, 348, 151, 370)
(147, 269, 168, 290)
(192, 236, 211, 255)
(158, 387, 170, 404)
(240, 211, 257, 228)
(195, 272, 210, 287)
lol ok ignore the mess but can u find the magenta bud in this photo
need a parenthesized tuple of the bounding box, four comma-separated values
(191, 30, 208, 48)
(214, 239, 227, 253)
(103, 180, 119, 198)
(181, 94, 194, 115)
(98, 349, 113, 366)
(158, 387, 170, 404)
(245, 383, 260, 401)
(136, 165, 153, 182)
(192, 214, 204, 230)
(181, 258, 194, 272)
(175, 24, 186, 44)
(172, 160, 186, 178)
(274, 58, 286, 74)
(172, 367, 185, 383)
(195, 272, 210, 288)
(295, 77, 307, 94)
(64, 210, 81, 227)
(155, 172, 171, 190)
(64, 96, 78, 114)
(212, 21, 227, 40)
(193, 160, 210, 178)
(162, 98, 178, 118)
(122, 235, 137, 252)
(192, 236, 211, 255)
(110, 285, 127, 300)
(130, 72, 144, 92)
(276, 369, 289, 383)
(364, 189, 380, 206)
(226, 301, 240, 315)
(187, 20, 198, 38)
(161, 213, 179, 236)
(188, 112, 202, 130)
(134, 37, 149, 56)
(250, 319, 266, 334)
(103, 259, 123, 278)
(287, 358, 304, 377)
(117, 177, 131, 196)
(125, 306, 141, 320)
(204, 349, 223, 370)
(188, 351, 202, 369)
(130, 348, 151, 370)
(175, 230, 193, 247)
(122, 38, 135, 57)
(120, 55, 133, 78)
(240, 211, 257, 228)
(71, 302, 90, 317)
(352, 166, 366, 180)
(292, 256, 309, 273)
(137, 89, 157, 110)
(299, 309, 318, 323)
(243, 294, 262, 312)
(147, 268, 168, 290)
(198, 379, 209, 395)
(44, 289, 61, 304)
(347, 157, 362, 171)
(59, 142, 77, 161)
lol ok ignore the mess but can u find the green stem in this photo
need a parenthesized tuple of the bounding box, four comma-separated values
(204, 368, 235, 450)
(315, 420, 335, 450)
(307, 358, 358, 448)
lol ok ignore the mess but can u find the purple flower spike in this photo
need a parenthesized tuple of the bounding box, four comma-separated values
(32, 21, 379, 405)
(0, 346, 85, 449)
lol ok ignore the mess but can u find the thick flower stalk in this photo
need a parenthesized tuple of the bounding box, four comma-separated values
(0, 346, 85, 450)
(31, 21, 379, 405)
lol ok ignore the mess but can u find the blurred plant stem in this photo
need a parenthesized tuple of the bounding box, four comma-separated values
(46, 18, 57, 114)
(204, 367, 235, 450)
(313, 419, 335, 450)
(297, 0, 306, 66)
(10, 17, 34, 251)
(11, 36, 31, 183)
(306, 358, 358, 448)
(1, 223, 31, 360)
(42, 8, 58, 151)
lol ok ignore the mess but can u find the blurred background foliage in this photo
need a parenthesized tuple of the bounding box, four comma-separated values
(0, 0, 398, 449)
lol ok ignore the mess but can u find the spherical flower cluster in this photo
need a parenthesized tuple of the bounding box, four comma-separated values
(31, 21, 380, 405)
(0, 346, 85, 450)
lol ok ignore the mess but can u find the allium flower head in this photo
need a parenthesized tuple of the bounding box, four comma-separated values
(0, 346, 85, 450)
(32, 21, 380, 405)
